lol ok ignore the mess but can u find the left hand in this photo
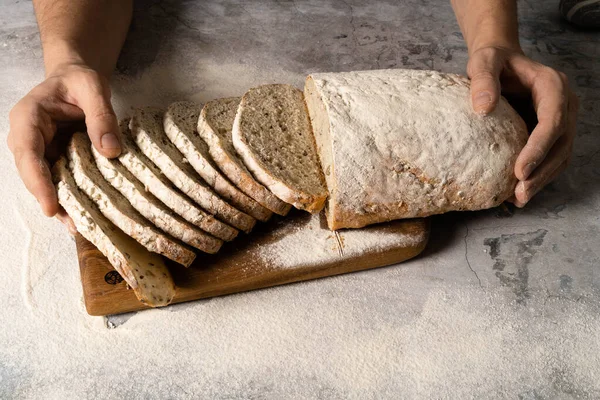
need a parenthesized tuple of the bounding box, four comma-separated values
(467, 46, 578, 207)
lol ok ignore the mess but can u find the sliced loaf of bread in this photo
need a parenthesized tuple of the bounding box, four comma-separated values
(92, 145, 223, 254)
(117, 121, 238, 242)
(130, 108, 256, 233)
(305, 69, 528, 229)
(164, 101, 272, 222)
(197, 97, 292, 216)
(67, 133, 196, 267)
(53, 157, 176, 307)
(232, 84, 328, 213)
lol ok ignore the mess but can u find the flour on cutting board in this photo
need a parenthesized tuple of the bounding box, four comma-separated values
(257, 212, 426, 269)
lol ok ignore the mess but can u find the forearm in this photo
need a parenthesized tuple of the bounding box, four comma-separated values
(33, 0, 133, 78)
(450, 0, 521, 54)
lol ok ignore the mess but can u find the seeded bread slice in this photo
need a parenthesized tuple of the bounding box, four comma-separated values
(53, 157, 176, 307)
(197, 97, 292, 216)
(164, 101, 272, 222)
(67, 133, 196, 267)
(117, 121, 238, 242)
(130, 108, 256, 233)
(92, 146, 223, 254)
(232, 84, 328, 213)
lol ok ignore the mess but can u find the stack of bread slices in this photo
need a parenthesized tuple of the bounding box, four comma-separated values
(54, 84, 329, 307)
(54, 69, 528, 308)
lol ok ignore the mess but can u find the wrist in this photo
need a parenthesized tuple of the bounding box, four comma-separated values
(42, 39, 110, 79)
(469, 36, 523, 56)
(465, 16, 522, 56)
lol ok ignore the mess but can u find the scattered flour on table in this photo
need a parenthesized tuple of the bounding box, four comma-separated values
(256, 213, 426, 269)
(3, 38, 600, 399)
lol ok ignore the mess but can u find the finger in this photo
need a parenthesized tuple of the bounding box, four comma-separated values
(13, 149, 58, 217)
(514, 151, 569, 207)
(56, 207, 77, 235)
(69, 72, 121, 158)
(467, 48, 503, 115)
(8, 102, 59, 217)
(515, 88, 577, 205)
(513, 68, 568, 181)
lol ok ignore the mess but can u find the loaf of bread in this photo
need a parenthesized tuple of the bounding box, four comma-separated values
(53, 67, 531, 311)
(305, 69, 528, 230)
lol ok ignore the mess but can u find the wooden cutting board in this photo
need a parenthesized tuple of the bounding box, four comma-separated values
(76, 211, 430, 316)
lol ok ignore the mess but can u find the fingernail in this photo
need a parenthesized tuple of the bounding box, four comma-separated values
(101, 133, 120, 149)
(522, 162, 536, 180)
(516, 181, 526, 194)
(474, 91, 492, 115)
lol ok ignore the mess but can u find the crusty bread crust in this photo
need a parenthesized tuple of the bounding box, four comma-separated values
(164, 101, 272, 222)
(305, 70, 529, 230)
(53, 157, 176, 307)
(197, 97, 292, 216)
(67, 133, 196, 267)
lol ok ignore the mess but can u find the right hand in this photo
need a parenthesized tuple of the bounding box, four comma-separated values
(7, 63, 122, 229)
(466, 46, 577, 207)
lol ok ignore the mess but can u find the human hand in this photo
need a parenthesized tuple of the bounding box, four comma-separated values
(7, 63, 122, 228)
(467, 46, 578, 207)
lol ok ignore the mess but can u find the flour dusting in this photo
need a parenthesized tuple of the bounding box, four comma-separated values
(15, 206, 35, 310)
(2, 1, 600, 397)
(257, 212, 426, 269)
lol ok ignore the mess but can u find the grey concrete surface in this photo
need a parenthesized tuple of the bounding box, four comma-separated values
(0, 0, 599, 398)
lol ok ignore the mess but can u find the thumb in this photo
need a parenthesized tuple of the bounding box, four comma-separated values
(56, 207, 78, 236)
(467, 48, 503, 116)
(71, 72, 121, 158)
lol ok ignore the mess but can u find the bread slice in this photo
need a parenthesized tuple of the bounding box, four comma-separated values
(197, 97, 292, 216)
(52, 157, 176, 307)
(92, 145, 223, 254)
(232, 84, 328, 213)
(164, 101, 272, 222)
(305, 69, 529, 229)
(67, 133, 196, 267)
(117, 121, 238, 242)
(130, 108, 256, 233)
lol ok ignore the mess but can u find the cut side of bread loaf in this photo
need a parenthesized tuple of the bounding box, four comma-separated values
(197, 97, 292, 216)
(130, 108, 256, 233)
(305, 69, 529, 229)
(67, 133, 196, 267)
(53, 157, 176, 307)
(92, 145, 223, 254)
(232, 84, 328, 213)
(117, 120, 238, 242)
(164, 101, 272, 222)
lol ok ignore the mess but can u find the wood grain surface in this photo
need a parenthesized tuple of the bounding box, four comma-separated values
(77, 211, 430, 316)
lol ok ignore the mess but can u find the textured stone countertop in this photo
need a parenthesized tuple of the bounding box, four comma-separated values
(1, 1, 599, 398)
